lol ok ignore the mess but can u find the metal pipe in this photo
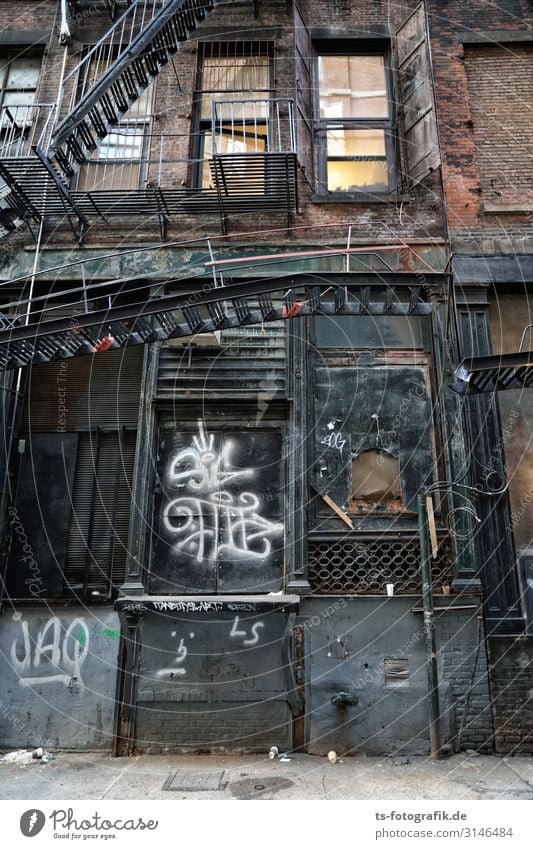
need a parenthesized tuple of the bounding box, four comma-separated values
(418, 494, 442, 759)
(59, 0, 71, 46)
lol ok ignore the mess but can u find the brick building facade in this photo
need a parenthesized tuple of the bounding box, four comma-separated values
(0, 0, 530, 757)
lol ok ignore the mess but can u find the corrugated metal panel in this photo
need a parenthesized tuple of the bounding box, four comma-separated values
(157, 323, 287, 399)
(63, 429, 137, 595)
(21, 347, 143, 431)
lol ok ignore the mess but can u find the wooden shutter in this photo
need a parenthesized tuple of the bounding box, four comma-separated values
(396, 3, 441, 185)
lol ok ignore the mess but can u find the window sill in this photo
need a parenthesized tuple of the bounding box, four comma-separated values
(312, 193, 410, 204)
(483, 201, 533, 215)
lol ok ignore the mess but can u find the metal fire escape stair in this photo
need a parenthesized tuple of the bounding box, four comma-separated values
(47, 0, 222, 182)
(0, 273, 433, 371)
(449, 351, 533, 394)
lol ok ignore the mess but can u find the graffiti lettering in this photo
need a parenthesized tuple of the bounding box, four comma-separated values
(121, 603, 148, 614)
(163, 422, 283, 564)
(230, 616, 265, 646)
(320, 431, 346, 454)
(11, 617, 89, 689)
(156, 637, 188, 679)
(152, 601, 222, 613)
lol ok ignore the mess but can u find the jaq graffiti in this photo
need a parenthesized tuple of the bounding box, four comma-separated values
(10, 616, 90, 690)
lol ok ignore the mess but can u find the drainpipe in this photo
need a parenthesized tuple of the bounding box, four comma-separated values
(418, 494, 442, 758)
(59, 0, 72, 46)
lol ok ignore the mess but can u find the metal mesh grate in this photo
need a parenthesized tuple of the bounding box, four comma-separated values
(308, 538, 454, 595)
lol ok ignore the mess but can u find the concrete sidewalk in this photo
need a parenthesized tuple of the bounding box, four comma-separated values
(1, 752, 533, 801)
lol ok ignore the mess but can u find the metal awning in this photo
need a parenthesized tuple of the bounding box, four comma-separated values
(450, 351, 533, 394)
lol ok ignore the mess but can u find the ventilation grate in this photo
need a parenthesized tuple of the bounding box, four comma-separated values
(308, 538, 454, 595)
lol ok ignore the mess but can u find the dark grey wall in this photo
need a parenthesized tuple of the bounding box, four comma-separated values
(488, 637, 533, 754)
(300, 597, 491, 755)
(0, 607, 120, 750)
(133, 605, 292, 753)
(301, 597, 431, 755)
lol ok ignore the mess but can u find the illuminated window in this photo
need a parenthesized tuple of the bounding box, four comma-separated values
(317, 53, 396, 194)
(193, 42, 272, 189)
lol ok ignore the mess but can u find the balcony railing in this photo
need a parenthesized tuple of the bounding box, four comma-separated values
(211, 98, 297, 155)
(0, 104, 56, 159)
(0, 101, 299, 236)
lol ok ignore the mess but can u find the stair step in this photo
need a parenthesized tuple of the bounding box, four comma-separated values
(48, 0, 222, 181)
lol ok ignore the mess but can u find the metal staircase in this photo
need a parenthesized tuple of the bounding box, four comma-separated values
(0, 272, 433, 370)
(450, 351, 533, 394)
(46, 0, 221, 182)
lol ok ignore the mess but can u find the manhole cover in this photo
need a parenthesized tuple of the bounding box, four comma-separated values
(229, 776, 294, 800)
(163, 769, 228, 792)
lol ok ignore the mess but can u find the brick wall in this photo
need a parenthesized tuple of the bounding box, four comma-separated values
(464, 45, 532, 206)
(488, 637, 533, 755)
(135, 700, 291, 754)
(0, 0, 447, 249)
(427, 0, 533, 250)
(438, 610, 494, 752)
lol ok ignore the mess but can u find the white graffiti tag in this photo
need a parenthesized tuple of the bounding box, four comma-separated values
(156, 637, 188, 679)
(11, 617, 90, 689)
(320, 430, 346, 454)
(162, 422, 283, 564)
(230, 616, 265, 646)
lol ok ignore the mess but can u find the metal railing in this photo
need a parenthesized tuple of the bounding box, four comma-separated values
(211, 98, 297, 155)
(0, 104, 57, 159)
(60, 0, 166, 117)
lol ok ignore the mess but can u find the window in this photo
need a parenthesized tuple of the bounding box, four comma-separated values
(384, 658, 410, 688)
(76, 52, 154, 191)
(317, 52, 395, 194)
(0, 54, 40, 117)
(193, 42, 272, 188)
(0, 54, 41, 153)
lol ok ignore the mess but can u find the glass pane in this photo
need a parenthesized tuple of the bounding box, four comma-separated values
(212, 122, 267, 155)
(327, 159, 388, 192)
(314, 315, 424, 349)
(77, 161, 141, 192)
(201, 91, 269, 120)
(202, 130, 267, 188)
(319, 55, 388, 118)
(327, 127, 386, 157)
(2, 91, 35, 122)
(97, 128, 145, 161)
(125, 83, 153, 118)
(6, 57, 41, 90)
(203, 56, 269, 94)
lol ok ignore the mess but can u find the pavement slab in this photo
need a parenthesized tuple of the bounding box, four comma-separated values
(1, 752, 532, 801)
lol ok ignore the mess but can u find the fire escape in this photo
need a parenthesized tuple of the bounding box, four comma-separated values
(0, 0, 299, 240)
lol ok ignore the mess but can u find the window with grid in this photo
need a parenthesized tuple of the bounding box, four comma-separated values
(193, 42, 273, 189)
(0, 53, 42, 149)
(317, 52, 396, 194)
(76, 51, 154, 192)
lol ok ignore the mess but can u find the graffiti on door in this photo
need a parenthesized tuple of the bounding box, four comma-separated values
(162, 422, 283, 564)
